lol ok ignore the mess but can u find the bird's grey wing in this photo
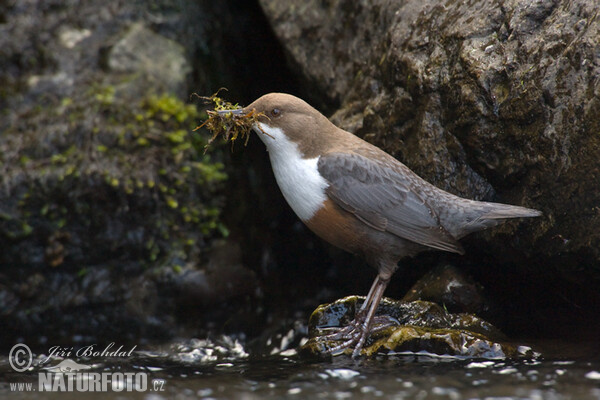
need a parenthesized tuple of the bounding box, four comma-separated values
(318, 151, 464, 254)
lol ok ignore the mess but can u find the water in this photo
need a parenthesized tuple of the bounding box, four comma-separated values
(1, 338, 599, 399)
(133, 356, 600, 400)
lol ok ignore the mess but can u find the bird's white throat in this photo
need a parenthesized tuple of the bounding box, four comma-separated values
(255, 122, 328, 221)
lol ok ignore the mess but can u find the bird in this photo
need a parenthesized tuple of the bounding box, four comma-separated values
(241, 92, 542, 357)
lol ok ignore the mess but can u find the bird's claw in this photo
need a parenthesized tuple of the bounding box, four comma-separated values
(319, 314, 400, 357)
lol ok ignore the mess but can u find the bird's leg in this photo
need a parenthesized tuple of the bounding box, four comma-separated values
(320, 276, 382, 341)
(324, 274, 394, 357)
(358, 275, 381, 313)
(354, 276, 400, 330)
(351, 276, 389, 358)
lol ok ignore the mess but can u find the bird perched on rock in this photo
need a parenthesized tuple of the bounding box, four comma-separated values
(242, 93, 541, 357)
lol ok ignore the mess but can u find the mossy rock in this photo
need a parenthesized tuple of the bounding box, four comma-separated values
(301, 296, 534, 358)
(0, 87, 226, 268)
(0, 83, 232, 343)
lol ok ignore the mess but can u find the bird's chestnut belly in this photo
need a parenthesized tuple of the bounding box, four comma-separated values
(303, 199, 369, 256)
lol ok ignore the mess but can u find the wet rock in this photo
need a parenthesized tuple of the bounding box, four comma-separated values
(402, 264, 491, 316)
(301, 296, 527, 358)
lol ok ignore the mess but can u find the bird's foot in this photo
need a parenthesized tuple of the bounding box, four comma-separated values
(320, 314, 400, 357)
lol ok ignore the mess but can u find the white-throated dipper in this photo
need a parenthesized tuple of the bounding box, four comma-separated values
(242, 93, 541, 357)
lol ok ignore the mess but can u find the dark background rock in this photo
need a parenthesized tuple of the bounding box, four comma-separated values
(402, 264, 494, 317)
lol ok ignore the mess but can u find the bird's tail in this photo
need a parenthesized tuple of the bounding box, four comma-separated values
(478, 203, 542, 220)
(454, 200, 542, 237)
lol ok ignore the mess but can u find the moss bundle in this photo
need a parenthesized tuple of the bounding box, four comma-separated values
(194, 90, 265, 152)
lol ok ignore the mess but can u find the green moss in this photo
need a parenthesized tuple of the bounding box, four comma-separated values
(19, 155, 31, 166)
(93, 85, 116, 105)
(166, 129, 186, 144)
(144, 93, 198, 124)
(192, 161, 227, 183)
(171, 264, 183, 274)
(166, 197, 178, 209)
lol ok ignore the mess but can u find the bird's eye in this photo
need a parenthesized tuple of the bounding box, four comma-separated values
(271, 108, 281, 117)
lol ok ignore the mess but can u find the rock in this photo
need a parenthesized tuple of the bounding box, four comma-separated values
(103, 22, 191, 98)
(402, 264, 491, 316)
(0, 0, 271, 346)
(301, 296, 529, 358)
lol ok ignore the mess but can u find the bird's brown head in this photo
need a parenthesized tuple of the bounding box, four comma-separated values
(244, 93, 339, 157)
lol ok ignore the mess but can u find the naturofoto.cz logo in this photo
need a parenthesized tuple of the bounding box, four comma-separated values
(8, 343, 166, 393)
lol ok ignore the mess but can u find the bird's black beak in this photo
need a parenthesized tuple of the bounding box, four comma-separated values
(216, 108, 245, 117)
